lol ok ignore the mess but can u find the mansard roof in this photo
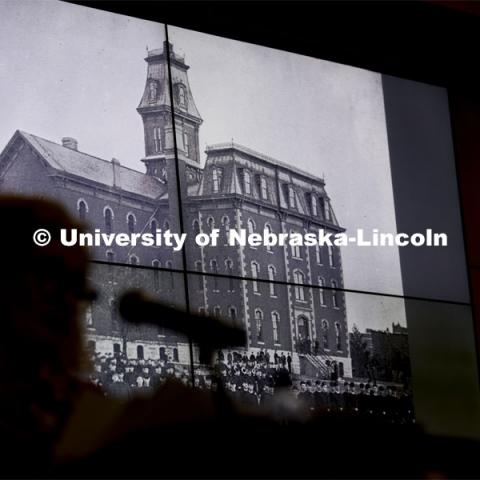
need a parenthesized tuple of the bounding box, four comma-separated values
(9, 131, 166, 200)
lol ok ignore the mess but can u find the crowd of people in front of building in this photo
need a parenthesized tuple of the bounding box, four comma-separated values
(87, 348, 414, 423)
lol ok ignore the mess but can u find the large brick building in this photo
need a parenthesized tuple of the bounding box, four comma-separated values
(0, 41, 351, 376)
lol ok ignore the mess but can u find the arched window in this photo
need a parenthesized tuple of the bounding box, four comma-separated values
(137, 345, 144, 360)
(78, 199, 88, 221)
(129, 254, 139, 266)
(183, 131, 190, 157)
(221, 215, 230, 233)
(251, 262, 260, 293)
(264, 223, 273, 252)
(213, 306, 221, 318)
(85, 304, 93, 327)
(268, 265, 276, 296)
(335, 322, 342, 350)
(106, 250, 115, 263)
(212, 167, 222, 193)
(193, 219, 200, 236)
(195, 261, 203, 290)
(173, 347, 179, 362)
(211, 259, 219, 292)
(331, 280, 339, 308)
(229, 306, 237, 322)
(328, 245, 335, 267)
(207, 216, 215, 230)
(165, 260, 174, 289)
(290, 230, 301, 258)
(151, 219, 158, 236)
(272, 312, 280, 344)
(319, 197, 326, 219)
(244, 169, 251, 195)
(127, 213, 136, 234)
(104, 206, 113, 234)
(322, 320, 329, 349)
(178, 85, 186, 106)
(318, 277, 326, 306)
(152, 259, 160, 290)
(315, 244, 322, 264)
(247, 218, 255, 236)
(225, 259, 234, 292)
(311, 195, 318, 216)
(260, 176, 268, 200)
(255, 309, 263, 342)
(293, 270, 305, 301)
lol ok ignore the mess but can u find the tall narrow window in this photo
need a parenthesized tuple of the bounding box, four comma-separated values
(166, 261, 174, 289)
(318, 277, 326, 306)
(316, 244, 323, 264)
(264, 224, 273, 252)
(211, 259, 219, 292)
(322, 320, 329, 349)
(195, 261, 203, 290)
(153, 126, 161, 153)
(319, 197, 326, 219)
(104, 207, 113, 235)
(268, 265, 276, 296)
(260, 176, 268, 200)
(213, 306, 221, 318)
(164, 220, 170, 231)
(207, 217, 215, 230)
(151, 219, 158, 236)
(212, 168, 222, 193)
(331, 280, 339, 308)
(328, 245, 335, 267)
(335, 322, 342, 350)
(193, 219, 200, 236)
(183, 131, 190, 157)
(78, 200, 87, 221)
(294, 270, 305, 301)
(129, 254, 139, 266)
(311, 195, 318, 216)
(152, 259, 160, 290)
(255, 309, 263, 342)
(221, 216, 230, 234)
(251, 262, 259, 293)
(226, 259, 234, 292)
(272, 312, 280, 344)
(178, 85, 186, 106)
(244, 170, 251, 195)
(85, 305, 93, 327)
(290, 231, 301, 258)
(288, 185, 296, 209)
(247, 218, 255, 236)
(229, 307, 237, 322)
(137, 345, 144, 360)
(127, 213, 136, 234)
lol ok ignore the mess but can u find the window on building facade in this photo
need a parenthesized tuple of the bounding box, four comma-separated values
(247, 218, 255, 236)
(85, 304, 93, 327)
(229, 307, 237, 322)
(198, 307, 205, 316)
(260, 176, 268, 200)
(316, 244, 322, 264)
(165, 260, 174, 289)
(129, 254, 139, 266)
(264, 223, 273, 252)
(272, 312, 280, 344)
(211, 259, 219, 292)
(212, 167, 222, 193)
(225, 259, 234, 291)
(251, 261, 260, 293)
(78, 199, 87, 221)
(164, 220, 170, 231)
(322, 319, 329, 349)
(183, 131, 190, 157)
(106, 250, 115, 263)
(331, 280, 339, 308)
(213, 306, 221, 318)
(207, 216, 215, 230)
(255, 309, 264, 342)
(221, 215, 230, 234)
(328, 245, 335, 267)
(104, 207, 113, 234)
(193, 219, 200, 236)
(311, 194, 318, 216)
(318, 277, 326, 306)
(178, 84, 186, 106)
(319, 197, 326, 219)
(244, 169, 252, 195)
(151, 219, 158, 236)
(127, 213, 136, 234)
(268, 265, 276, 296)
(288, 185, 296, 209)
(290, 231, 301, 258)
(152, 259, 160, 290)
(137, 345, 144, 360)
(335, 322, 342, 350)
(153, 126, 161, 153)
(195, 260, 203, 290)
(293, 270, 305, 301)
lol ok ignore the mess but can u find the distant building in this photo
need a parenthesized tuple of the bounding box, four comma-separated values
(0, 41, 351, 376)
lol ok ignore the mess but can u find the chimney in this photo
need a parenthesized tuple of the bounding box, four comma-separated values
(62, 137, 78, 151)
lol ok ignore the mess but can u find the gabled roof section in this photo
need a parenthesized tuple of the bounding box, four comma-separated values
(16, 131, 166, 200)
